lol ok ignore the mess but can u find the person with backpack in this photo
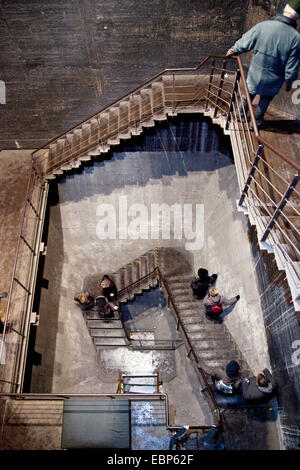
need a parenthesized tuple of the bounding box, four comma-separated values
(242, 368, 278, 404)
(191, 268, 218, 300)
(203, 287, 240, 319)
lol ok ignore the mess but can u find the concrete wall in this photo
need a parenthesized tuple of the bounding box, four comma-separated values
(0, 0, 249, 149)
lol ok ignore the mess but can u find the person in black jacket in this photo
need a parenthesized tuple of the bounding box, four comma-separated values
(94, 295, 118, 320)
(101, 275, 118, 301)
(191, 268, 218, 300)
(242, 368, 278, 404)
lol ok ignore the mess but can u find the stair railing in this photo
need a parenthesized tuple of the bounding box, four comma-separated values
(30, 55, 299, 269)
(0, 169, 48, 394)
(0, 392, 215, 436)
(116, 266, 221, 424)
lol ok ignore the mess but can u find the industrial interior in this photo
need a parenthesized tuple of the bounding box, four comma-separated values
(0, 0, 299, 451)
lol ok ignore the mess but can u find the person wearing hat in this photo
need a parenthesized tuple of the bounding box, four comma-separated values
(226, 2, 300, 129)
(208, 360, 244, 395)
(203, 287, 240, 319)
(190, 268, 218, 300)
(100, 275, 118, 301)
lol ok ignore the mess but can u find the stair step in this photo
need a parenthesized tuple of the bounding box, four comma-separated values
(91, 329, 126, 338)
(94, 337, 128, 346)
(86, 319, 123, 329)
(199, 358, 241, 370)
(190, 339, 233, 350)
(194, 348, 238, 360)
(85, 311, 119, 320)
(6, 400, 63, 426)
(183, 328, 227, 340)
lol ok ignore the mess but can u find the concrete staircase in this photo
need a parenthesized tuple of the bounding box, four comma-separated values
(163, 273, 248, 374)
(83, 249, 158, 349)
(85, 311, 129, 348)
(111, 249, 158, 303)
(203, 105, 300, 312)
(33, 56, 300, 310)
(38, 74, 208, 179)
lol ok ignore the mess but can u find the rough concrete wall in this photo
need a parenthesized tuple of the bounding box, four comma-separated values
(248, 227, 300, 450)
(0, 0, 248, 149)
(244, 0, 300, 118)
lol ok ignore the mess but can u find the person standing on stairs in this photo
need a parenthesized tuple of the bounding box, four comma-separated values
(94, 295, 118, 321)
(208, 360, 244, 395)
(101, 275, 118, 301)
(203, 287, 240, 320)
(226, 2, 300, 129)
(191, 268, 218, 299)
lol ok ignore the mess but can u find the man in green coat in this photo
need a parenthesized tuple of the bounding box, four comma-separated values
(226, 2, 300, 128)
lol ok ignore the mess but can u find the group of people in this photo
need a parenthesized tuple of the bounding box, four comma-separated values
(210, 359, 278, 404)
(191, 268, 278, 404)
(191, 268, 239, 321)
(74, 275, 118, 320)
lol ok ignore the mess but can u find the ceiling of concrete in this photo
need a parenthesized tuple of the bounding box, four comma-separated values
(0, 0, 248, 149)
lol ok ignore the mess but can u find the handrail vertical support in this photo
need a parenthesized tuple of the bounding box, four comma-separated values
(261, 173, 300, 242)
(213, 59, 227, 118)
(205, 58, 215, 111)
(225, 70, 240, 130)
(238, 144, 264, 207)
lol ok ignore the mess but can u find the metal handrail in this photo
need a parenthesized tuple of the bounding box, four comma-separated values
(156, 269, 220, 421)
(114, 266, 220, 423)
(0, 169, 47, 392)
(0, 392, 214, 432)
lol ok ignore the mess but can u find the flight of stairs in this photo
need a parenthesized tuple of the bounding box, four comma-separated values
(85, 311, 129, 349)
(111, 249, 158, 303)
(82, 249, 158, 349)
(38, 74, 208, 179)
(163, 273, 248, 374)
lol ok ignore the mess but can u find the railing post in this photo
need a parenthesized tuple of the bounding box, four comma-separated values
(238, 144, 264, 207)
(261, 173, 300, 242)
(172, 71, 175, 115)
(225, 70, 240, 130)
(205, 58, 215, 111)
(213, 59, 227, 118)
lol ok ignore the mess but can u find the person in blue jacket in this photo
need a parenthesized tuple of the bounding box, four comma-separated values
(226, 2, 300, 129)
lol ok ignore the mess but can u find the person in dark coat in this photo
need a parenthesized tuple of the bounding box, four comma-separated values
(100, 275, 118, 301)
(191, 268, 218, 300)
(226, 2, 300, 128)
(74, 291, 94, 311)
(242, 368, 278, 404)
(205, 360, 244, 395)
(94, 295, 118, 320)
